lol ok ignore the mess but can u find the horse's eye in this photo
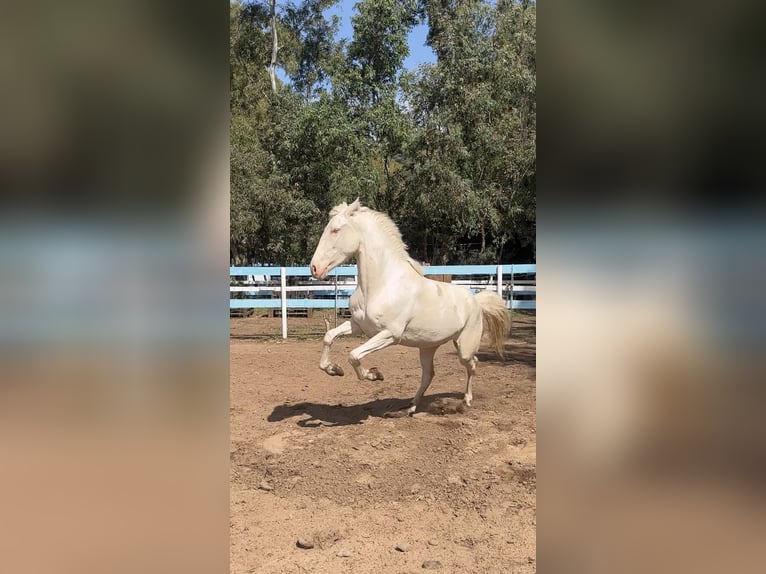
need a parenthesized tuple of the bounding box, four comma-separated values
(331, 228, 339, 234)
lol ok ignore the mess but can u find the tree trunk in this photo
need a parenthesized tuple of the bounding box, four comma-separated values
(384, 155, 392, 211)
(269, 0, 278, 93)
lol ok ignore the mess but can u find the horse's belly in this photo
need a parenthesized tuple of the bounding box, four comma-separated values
(399, 315, 462, 346)
(399, 333, 454, 347)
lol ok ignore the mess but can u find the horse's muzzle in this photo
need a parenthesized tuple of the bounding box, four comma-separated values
(310, 263, 326, 280)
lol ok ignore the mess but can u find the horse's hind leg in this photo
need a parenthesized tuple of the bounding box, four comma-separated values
(461, 355, 478, 407)
(456, 320, 482, 407)
(319, 320, 356, 376)
(408, 346, 438, 415)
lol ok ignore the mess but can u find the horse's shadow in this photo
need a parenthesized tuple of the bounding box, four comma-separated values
(267, 392, 464, 427)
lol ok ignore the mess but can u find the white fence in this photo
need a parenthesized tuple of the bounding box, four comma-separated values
(231, 264, 536, 339)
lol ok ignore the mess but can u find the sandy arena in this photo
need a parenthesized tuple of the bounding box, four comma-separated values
(230, 312, 536, 573)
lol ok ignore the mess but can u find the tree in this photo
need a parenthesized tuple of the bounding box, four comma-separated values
(228, 0, 535, 265)
(283, 0, 341, 100)
(269, 0, 279, 92)
(330, 0, 421, 216)
(400, 0, 536, 263)
(230, 0, 272, 113)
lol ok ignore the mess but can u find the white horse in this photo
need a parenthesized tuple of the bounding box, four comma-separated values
(310, 199, 510, 414)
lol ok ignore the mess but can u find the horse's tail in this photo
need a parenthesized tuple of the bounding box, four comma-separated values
(475, 291, 510, 359)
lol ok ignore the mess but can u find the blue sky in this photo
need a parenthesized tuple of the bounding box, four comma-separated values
(274, 0, 435, 86)
(327, 0, 436, 70)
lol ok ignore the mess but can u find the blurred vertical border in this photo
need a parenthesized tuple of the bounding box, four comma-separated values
(539, 1, 766, 573)
(0, 1, 229, 573)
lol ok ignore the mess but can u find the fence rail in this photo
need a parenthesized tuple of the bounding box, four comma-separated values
(231, 264, 536, 338)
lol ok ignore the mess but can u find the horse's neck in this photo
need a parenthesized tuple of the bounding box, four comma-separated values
(355, 224, 413, 296)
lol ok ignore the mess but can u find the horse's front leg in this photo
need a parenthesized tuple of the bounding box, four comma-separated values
(348, 329, 395, 381)
(319, 320, 355, 376)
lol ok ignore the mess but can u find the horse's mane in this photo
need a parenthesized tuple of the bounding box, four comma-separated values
(329, 202, 425, 276)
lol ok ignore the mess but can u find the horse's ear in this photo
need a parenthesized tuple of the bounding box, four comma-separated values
(329, 202, 347, 217)
(347, 198, 361, 215)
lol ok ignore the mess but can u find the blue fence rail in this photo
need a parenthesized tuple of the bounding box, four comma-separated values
(231, 264, 535, 337)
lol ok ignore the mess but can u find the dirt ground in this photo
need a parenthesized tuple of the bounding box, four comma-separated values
(230, 313, 536, 574)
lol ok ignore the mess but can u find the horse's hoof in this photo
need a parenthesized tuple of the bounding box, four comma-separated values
(325, 364, 344, 376)
(463, 397, 472, 407)
(406, 405, 417, 416)
(366, 367, 384, 381)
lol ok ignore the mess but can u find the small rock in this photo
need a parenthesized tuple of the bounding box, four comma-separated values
(304, 419, 322, 427)
(412, 412, 429, 419)
(410, 483, 422, 494)
(258, 481, 273, 492)
(296, 538, 315, 549)
(336, 550, 352, 558)
(427, 539, 439, 547)
(395, 543, 410, 553)
(422, 560, 443, 569)
(447, 475, 465, 486)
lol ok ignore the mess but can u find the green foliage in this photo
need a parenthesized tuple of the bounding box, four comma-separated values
(402, 0, 536, 263)
(348, 0, 421, 91)
(230, 0, 536, 265)
(282, 0, 341, 100)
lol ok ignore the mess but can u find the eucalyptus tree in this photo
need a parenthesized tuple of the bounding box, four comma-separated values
(228, 0, 536, 265)
(401, 0, 536, 263)
(331, 0, 421, 216)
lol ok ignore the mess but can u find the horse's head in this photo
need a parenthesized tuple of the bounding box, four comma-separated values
(310, 199, 362, 279)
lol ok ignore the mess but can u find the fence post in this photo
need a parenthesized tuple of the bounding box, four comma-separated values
(280, 267, 287, 339)
(334, 272, 338, 329)
(496, 263, 503, 298)
(509, 264, 514, 332)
